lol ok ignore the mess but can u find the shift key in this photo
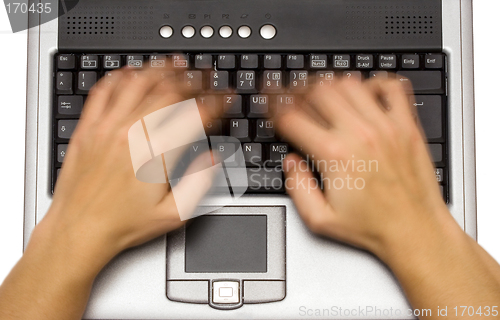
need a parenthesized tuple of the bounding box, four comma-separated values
(396, 71, 444, 94)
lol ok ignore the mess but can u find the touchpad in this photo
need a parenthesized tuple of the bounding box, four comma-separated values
(185, 215, 267, 273)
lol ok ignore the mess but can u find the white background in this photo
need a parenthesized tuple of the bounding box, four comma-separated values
(0, 1, 499, 285)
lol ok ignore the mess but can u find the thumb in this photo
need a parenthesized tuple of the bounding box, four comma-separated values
(283, 153, 338, 235)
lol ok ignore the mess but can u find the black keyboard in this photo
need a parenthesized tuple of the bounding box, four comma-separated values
(53, 53, 448, 201)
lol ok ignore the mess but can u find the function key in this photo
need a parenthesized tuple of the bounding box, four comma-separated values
(310, 54, 327, 69)
(126, 55, 144, 68)
(103, 55, 121, 69)
(379, 54, 397, 69)
(286, 54, 304, 69)
(81, 55, 99, 69)
(356, 54, 373, 69)
(173, 54, 189, 68)
(263, 54, 281, 69)
(149, 55, 167, 68)
(402, 54, 420, 69)
(241, 54, 259, 69)
(333, 54, 350, 69)
(195, 54, 213, 69)
(218, 54, 236, 69)
(425, 54, 443, 69)
(57, 54, 75, 70)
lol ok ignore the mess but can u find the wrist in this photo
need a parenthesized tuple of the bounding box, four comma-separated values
(27, 209, 118, 280)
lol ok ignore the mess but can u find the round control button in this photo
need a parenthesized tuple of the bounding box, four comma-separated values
(181, 26, 195, 38)
(219, 25, 233, 38)
(260, 24, 276, 40)
(200, 25, 214, 38)
(237, 26, 252, 38)
(159, 25, 173, 38)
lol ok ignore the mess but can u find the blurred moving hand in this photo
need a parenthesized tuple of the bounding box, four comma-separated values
(276, 78, 500, 319)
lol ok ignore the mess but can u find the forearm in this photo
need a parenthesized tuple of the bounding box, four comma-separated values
(383, 212, 500, 319)
(0, 215, 111, 320)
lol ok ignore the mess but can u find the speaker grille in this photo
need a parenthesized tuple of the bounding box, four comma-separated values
(344, 4, 440, 41)
(62, 5, 155, 40)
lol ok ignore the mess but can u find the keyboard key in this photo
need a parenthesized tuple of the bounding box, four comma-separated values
(356, 54, 373, 69)
(58, 96, 83, 115)
(425, 54, 443, 69)
(204, 119, 222, 136)
(241, 54, 259, 69)
(223, 95, 244, 118)
(255, 119, 275, 142)
(269, 143, 288, 165)
(402, 54, 420, 69)
(316, 71, 335, 86)
(56, 72, 73, 94)
(197, 95, 219, 118)
(378, 54, 397, 69)
(263, 54, 281, 69)
(184, 71, 203, 92)
(286, 54, 304, 69)
(248, 95, 269, 118)
(236, 71, 257, 93)
(333, 54, 350, 69)
(369, 71, 389, 79)
(57, 120, 78, 139)
(310, 54, 327, 69)
(195, 54, 213, 69)
(276, 95, 296, 114)
(396, 71, 444, 94)
(289, 70, 308, 91)
(343, 71, 362, 81)
(214, 143, 239, 166)
(428, 144, 443, 164)
(57, 54, 75, 70)
(104, 55, 121, 69)
(210, 71, 229, 91)
(57, 144, 68, 163)
(127, 55, 144, 68)
(415, 95, 443, 140)
(243, 143, 262, 165)
(434, 168, 444, 183)
(218, 54, 236, 69)
(81, 55, 99, 69)
(77, 72, 97, 94)
(244, 168, 284, 192)
(229, 119, 250, 142)
(262, 70, 283, 92)
(173, 54, 189, 68)
(150, 55, 167, 68)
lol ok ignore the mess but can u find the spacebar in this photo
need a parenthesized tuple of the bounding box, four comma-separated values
(396, 71, 444, 94)
(225, 168, 284, 193)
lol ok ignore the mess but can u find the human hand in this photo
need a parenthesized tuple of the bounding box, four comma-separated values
(276, 77, 455, 262)
(33, 65, 215, 273)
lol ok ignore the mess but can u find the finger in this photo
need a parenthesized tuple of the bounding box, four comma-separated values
(103, 66, 172, 122)
(306, 85, 363, 130)
(283, 153, 339, 236)
(275, 109, 335, 160)
(156, 152, 215, 222)
(77, 70, 124, 130)
(364, 77, 416, 125)
(335, 78, 391, 128)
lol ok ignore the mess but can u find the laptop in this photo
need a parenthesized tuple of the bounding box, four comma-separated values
(24, 0, 476, 318)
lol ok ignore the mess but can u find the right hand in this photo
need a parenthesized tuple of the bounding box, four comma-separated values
(275, 77, 456, 261)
